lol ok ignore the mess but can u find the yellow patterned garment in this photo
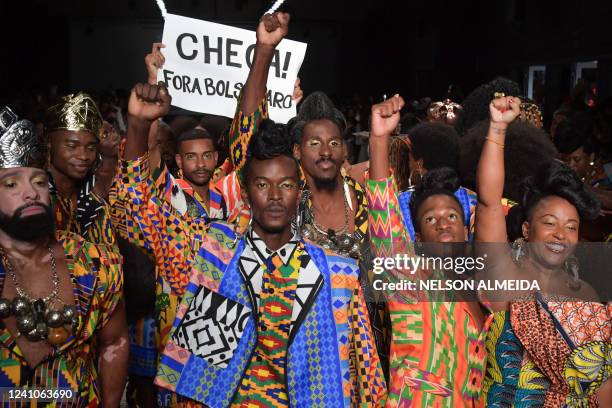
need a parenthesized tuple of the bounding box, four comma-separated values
(483, 295, 612, 407)
(0, 231, 123, 406)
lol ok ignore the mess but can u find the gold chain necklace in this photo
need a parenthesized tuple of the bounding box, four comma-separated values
(2, 245, 60, 305)
(0, 245, 78, 344)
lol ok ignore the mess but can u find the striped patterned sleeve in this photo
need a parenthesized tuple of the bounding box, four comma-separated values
(365, 174, 410, 259)
(228, 93, 269, 181)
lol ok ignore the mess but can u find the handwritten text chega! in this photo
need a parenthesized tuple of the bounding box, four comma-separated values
(158, 14, 307, 122)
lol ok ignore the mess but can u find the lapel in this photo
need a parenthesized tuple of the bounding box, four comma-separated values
(196, 224, 252, 311)
(288, 242, 325, 346)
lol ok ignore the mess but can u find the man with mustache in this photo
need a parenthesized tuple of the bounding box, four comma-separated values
(117, 75, 242, 404)
(0, 107, 128, 406)
(155, 118, 386, 407)
(45, 94, 121, 245)
(227, 10, 390, 375)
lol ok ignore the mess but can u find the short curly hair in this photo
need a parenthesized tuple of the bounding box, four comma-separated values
(459, 121, 557, 202)
(243, 119, 299, 186)
(409, 167, 463, 233)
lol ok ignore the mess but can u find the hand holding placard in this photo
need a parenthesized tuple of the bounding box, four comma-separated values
(157, 14, 307, 123)
(146, 43, 166, 85)
(257, 12, 290, 48)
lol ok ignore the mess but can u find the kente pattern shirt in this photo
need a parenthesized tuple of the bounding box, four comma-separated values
(367, 174, 494, 408)
(0, 231, 123, 407)
(112, 152, 236, 360)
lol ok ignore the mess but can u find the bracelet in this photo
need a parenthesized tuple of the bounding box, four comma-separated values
(485, 137, 505, 148)
(490, 125, 507, 135)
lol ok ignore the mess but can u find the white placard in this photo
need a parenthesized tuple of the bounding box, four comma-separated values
(158, 13, 307, 123)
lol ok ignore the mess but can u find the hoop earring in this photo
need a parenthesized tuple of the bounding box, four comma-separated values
(511, 237, 526, 261)
(564, 255, 581, 290)
(406, 168, 424, 192)
(91, 153, 103, 174)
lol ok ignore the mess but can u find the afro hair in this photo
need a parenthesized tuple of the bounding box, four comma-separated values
(459, 120, 557, 202)
(408, 122, 460, 171)
(458, 77, 521, 135)
(243, 118, 299, 185)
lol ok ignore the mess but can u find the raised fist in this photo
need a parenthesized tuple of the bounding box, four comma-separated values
(370, 95, 404, 140)
(257, 12, 290, 48)
(128, 83, 171, 122)
(489, 96, 521, 125)
(145, 43, 166, 85)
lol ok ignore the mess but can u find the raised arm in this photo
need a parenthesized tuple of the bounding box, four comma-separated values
(474, 96, 520, 243)
(369, 95, 404, 180)
(144, 43, 167, 170)
(145, 43, 165, 85)
(124, 83, 171, 161)
(241, 12, 289, 114)
(229, 12, 289, 177)
(366, 96, 411, 260)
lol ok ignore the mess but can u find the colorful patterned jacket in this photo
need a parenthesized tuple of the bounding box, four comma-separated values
(155, 223, 387, 407)
(367, 175, 493, 408)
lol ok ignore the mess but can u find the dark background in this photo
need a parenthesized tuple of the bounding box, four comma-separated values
(2, 0, 612, 123)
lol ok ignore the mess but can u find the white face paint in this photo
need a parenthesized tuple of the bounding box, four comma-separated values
(100, 336, 127, 363)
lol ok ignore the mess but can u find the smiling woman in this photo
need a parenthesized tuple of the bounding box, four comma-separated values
(475, 96, 610, 407)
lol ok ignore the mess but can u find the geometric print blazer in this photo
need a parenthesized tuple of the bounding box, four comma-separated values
(155, 223, 387, 407)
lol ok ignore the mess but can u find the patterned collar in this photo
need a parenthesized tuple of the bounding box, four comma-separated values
(239, 228, 320, 333)
(243, 227, 300, 266)
(48, 172, 104, 239)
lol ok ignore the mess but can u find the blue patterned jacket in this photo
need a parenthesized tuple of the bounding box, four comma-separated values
(155, 223, 386, 407)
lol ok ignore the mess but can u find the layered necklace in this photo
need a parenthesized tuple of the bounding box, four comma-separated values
(0, 246, 78, 346)
(300, 182, 360, 259)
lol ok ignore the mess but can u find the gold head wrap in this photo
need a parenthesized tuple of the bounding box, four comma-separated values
(45, 92, 102, 138)
(0, 107, 46, 169)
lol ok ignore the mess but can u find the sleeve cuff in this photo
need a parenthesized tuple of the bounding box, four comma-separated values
(119, 152, 150, 184)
